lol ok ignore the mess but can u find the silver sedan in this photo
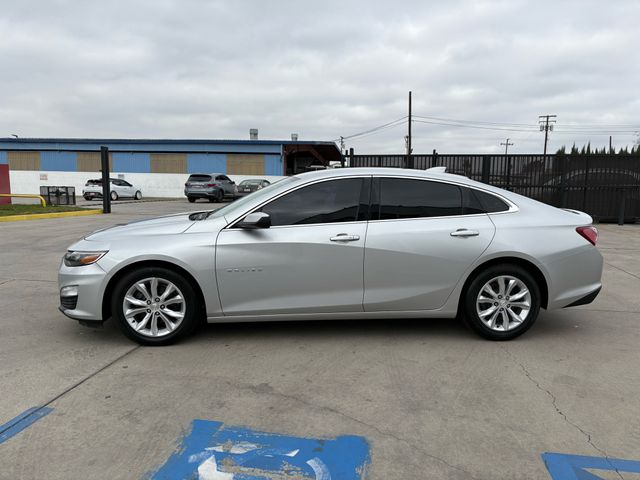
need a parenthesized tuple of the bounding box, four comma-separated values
(58, 168, 603, 345)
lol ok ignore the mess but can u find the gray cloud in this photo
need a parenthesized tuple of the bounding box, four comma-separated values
(0, 0, 638, 154)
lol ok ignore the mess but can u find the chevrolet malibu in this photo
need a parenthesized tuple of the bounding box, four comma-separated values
(59, 168, 603, 345)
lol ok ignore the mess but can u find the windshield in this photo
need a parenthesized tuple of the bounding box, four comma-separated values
(240, 180, 262, 185)
(207, 177, 298, 219)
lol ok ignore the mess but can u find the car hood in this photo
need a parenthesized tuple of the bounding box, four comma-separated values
(84, 212, 199, 241)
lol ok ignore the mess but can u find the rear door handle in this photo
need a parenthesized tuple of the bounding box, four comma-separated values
(450, 229, 479, 237)
(330, 233, 360, 242)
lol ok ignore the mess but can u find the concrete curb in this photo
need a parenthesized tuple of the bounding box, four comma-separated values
(0, 209, 103, 222)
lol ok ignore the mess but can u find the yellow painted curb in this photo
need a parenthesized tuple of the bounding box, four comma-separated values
(0, 209, 103, 222)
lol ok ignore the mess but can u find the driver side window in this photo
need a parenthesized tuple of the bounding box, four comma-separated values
(261, 178, 366, 226)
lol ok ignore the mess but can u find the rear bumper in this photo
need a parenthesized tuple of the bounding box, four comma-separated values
(184, 188, 221, 198)
(544, 245, 604, 310)
(564, 286, 601, 308)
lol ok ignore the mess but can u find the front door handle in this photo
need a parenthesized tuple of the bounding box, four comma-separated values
(330, 233, 360, 242)
(450, 229, 479, 237)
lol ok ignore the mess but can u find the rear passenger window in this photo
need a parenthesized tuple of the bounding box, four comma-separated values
(376, 178, 462, 220)
(473, 190, 510, 213)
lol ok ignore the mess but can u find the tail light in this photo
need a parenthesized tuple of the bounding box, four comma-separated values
(207, 183, 217, 187)
(576, 226, 598, 246)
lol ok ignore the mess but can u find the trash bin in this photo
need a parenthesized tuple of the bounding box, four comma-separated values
(39, 186, 76, 206)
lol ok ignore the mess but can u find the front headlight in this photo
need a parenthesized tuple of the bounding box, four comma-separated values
(63, 251, 108, 267)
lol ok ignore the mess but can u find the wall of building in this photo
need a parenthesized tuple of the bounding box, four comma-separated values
(1, 150, 284, 176)
(9, 170, 286, 200)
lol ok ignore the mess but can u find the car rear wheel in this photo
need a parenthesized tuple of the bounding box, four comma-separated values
(135, 191, 142, 200)
(110, 191, 118, 201)
(111, 267, 200, 345)
(216, 190, 224, 202)
(462, 264, 540, 341)
(187, 196, 196, 203)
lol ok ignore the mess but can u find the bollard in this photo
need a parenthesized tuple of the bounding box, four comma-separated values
(618, 189, 625, 226)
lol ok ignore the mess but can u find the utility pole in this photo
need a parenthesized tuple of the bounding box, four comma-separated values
(500, 138, 514, 156)
(407, 91, 413, 168)
(500, 138, 514, 189)
(609, 135, 613, 154)
(538, 114, 557, 158)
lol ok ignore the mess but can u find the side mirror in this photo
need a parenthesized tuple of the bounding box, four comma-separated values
(237, 212, 271, 229)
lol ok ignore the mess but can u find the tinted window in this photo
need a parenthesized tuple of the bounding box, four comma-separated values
(376, 178, 462, 220)
(462, 188, 485, 214)
(188, 175, 211, 182)
(122, 180, 132, 187)
(473, 190, 510, 213)
(262, 178, 363, 226)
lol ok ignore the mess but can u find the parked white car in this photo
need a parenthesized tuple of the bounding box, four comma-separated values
(83, 178, 142, 201)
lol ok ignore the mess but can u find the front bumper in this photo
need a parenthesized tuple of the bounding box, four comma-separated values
(58, 261, 108, 321)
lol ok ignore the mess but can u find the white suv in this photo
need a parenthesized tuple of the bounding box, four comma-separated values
(83, 178, 142, 201)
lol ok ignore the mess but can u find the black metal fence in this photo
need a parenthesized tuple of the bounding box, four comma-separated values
(349, 153, 640, 223)
(39, 186, 76, 206)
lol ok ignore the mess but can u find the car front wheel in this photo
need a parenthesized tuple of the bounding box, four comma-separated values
(135, 191, 142, 200)
(111, 267, 200, 345)
(110, 191, 118, 201)
(462, 264, 540, 341)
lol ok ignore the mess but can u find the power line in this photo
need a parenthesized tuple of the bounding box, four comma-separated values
(412, 114, 537, 127)
(334, 116, 407, 142)
(412, 119, 537, 132)
(342, 120, 407, 142)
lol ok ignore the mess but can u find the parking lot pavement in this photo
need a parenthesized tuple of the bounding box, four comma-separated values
(0, 204, 639, 480)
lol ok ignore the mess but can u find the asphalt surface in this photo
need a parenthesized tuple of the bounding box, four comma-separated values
(0, 200, 639, 479)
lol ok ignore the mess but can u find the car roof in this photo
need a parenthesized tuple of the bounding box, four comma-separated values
(293, 167, 480, 187)
(188, 172, 224, 176)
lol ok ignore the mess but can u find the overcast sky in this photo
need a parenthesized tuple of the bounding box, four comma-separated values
(1, 0, 638, 154)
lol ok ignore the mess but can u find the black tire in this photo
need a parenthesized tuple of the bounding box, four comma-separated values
(462, 264, 541, 341)
(111, 267, 201, 346)
(84, 196, 92, 201)
(110, 191, 118, 201)
(217, 190, 224, 202)
(208, 196, 216, 203)
(135, 191, 142, 200)
(187, 196, 196, 203)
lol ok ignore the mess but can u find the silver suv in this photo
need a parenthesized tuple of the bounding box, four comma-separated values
(184, 173, 237, 203)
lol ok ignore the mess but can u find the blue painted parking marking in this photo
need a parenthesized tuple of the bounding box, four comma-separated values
(149, 419, 370, 479)
(543, 452, 640, 479)
(0, 407, 53, 445)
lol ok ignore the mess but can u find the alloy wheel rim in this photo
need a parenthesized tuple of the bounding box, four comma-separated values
(123, 277, 185, 338)
(476, 275, 531, 332)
